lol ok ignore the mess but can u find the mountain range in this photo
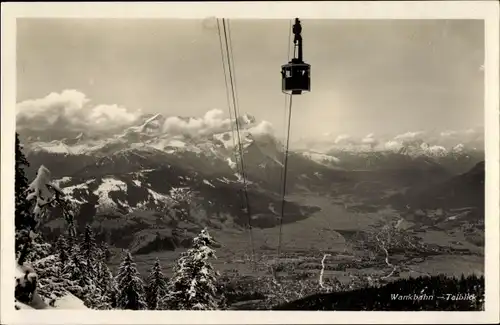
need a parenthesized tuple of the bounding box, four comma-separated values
(17, 112, 485, 255)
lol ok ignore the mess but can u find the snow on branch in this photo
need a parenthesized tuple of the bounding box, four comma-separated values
(25, 165, 78, 228)
(165, 228, 219, 310)
(26, 165, 67, 219)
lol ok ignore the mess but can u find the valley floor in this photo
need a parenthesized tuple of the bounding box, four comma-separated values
(113, 192, 484, 305)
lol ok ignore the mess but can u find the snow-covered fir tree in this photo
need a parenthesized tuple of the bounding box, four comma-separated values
(164, 228, 220, 310)
(80, 224, 98, 276)
(32, 254, 71, 307)
(20, 232, 53, 265)
(62, 247, 91, 296)
(14, 140, 54, 308)
(55, 235, 69, 267)
(14, 164, 62, 308)
(13, 138, 90, 309)
(66, 217, 79, 254)
(115, 250, 147, 310)
(19, 165, 69, 265)
(101, 240, 112, 263)
(146, 258, 168, 310)
(95, 249, 118, 308)
(15, 133, 35, 255)
(83, 282, 113, 310)
(60, 245, 111, 309)
(14, 133, 46, 264)
(14, 160, 77, 308)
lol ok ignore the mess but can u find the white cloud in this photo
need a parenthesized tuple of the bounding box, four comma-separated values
(384, 140, 403, 151)
(88, 104, 139, 130)
(394, 131, 425, 141)
(162, 116, 204, 137)
(16, 90, 142, 135)
(161, 109, 272, 141)
(162, 108, 238, 138)
(247, 120, 274, 139)
(428, 145, 447, 155)
(440, 130, 458, 137)
(421, 143, 447, 156)
(361, 133, 378, 147)
(334, 134, 352, 144)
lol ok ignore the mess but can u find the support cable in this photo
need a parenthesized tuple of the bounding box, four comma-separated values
(217, 19, 238, 151)
(222, 19, 256, 267)
(277, 94, 293, 258)
(277, 19, 294, 260)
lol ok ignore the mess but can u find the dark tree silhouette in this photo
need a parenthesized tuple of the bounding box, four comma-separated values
(15, 132, 35, 255)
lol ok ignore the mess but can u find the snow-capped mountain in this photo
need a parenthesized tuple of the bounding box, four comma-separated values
(293, 128, 483, 160)
(295, 130, 484, 175)
(21, 112, 326, 197)
(20, 111, 484, 182)
(19, 112, 485, 214)
(19, 110, 485, 257)
(21, 112, 259, 159)
(19, 112, 305, 255)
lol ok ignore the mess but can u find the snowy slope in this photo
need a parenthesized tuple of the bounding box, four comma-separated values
(15, 260, 87, 310)
(52, 293, 88, 309)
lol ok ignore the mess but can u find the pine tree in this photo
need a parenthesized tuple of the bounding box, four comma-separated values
(83, 283, 111, 310)
(62, 247, 92, 298)
(101, 240, 112, 263)
(15, 133, 31, 225)
(15, 132, 35, 256)
(95, 249, 117, 308)
(19, 165, 61, 264)
(60, 247, 110, 309)
(65, 211, 79, 252)
(32, 254, 70, 307)
(56, 235, 69, 266)
(115, 251, 147, 310)
(64, 250, 88, 285)
(23, 234, 52, 263)
(164, 228, 219, 310)
(101, 264, 118, 308)
(146, 258, 168, 310)
(80, 225, 98, 276)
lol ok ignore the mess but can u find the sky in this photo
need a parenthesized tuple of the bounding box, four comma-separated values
(16, 18, 484, 140)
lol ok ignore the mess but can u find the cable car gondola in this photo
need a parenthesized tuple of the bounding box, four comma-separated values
(281, 18, 311, 95)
